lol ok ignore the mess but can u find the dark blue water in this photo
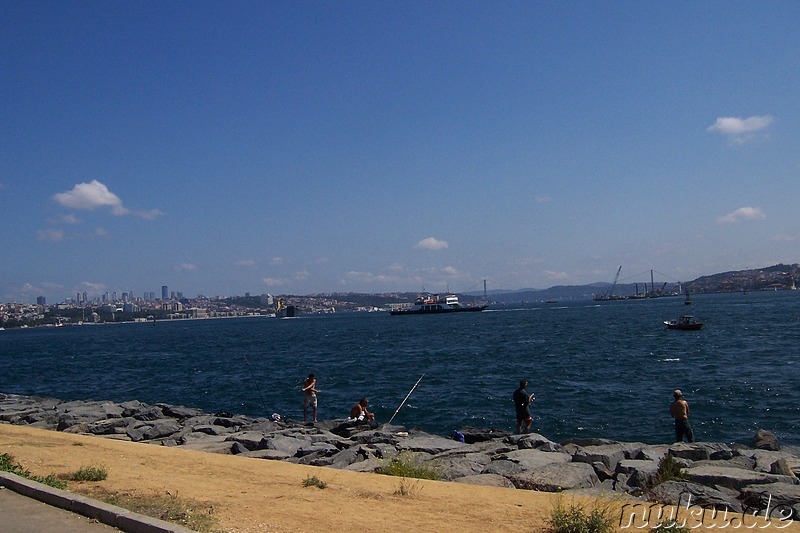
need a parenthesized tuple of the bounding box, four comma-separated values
(1, 291, 798, 445)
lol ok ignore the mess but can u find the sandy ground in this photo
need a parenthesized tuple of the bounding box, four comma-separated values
(1, 424, 797, 532)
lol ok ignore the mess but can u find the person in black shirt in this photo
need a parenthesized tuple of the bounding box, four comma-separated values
(513, 380, 535, 434)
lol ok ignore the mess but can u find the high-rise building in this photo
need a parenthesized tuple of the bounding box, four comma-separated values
(162, 286, 168, 300)
(36, 296, 46, 305)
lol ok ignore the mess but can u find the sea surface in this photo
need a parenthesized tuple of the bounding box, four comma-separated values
(1, 291, 799, 446)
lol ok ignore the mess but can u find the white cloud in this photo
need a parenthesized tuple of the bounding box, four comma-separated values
(707, 115, 773, 145)
(234, 259, 257, 268)
(77, 281, 108, 296)
(415, 237, 449, 250)
(707, 115, 773, 135)
(60, 214, 79, 224)
(52, 180, 161, 219)
(37, 228, 65, 242)
(271, 257, 286, 265)
(53, 180, 127, 214)
(262, 277, 285, 287)
(94, 227, 109, 237)
(441, 266, 460, 276)
(345, 271, 399, 284)
(544, 270, 569, 280)
(176, 263, 198, 271)
(717, 206, 766, 224)
(135, 208, 164, 220)
(535, 195, 552, 204)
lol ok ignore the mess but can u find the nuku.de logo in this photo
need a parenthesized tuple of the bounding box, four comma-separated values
(618, 491, 795, 529)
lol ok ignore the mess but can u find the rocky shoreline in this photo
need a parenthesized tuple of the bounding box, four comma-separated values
(1, 392, 798, 521)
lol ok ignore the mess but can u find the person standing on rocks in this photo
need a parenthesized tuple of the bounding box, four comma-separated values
(670, 389, 694, 443)
(301, 374, 319, 422)
(513, 380, 535, 434)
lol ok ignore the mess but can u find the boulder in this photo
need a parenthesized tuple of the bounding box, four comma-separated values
(481, 459, 524, 477)
(457, 426, 511, 444)
(396, 435, 466, 454)
(752, 429, 780, 451)
(142, 420, 182, 440)
(615, 459, 658, 488)
(239, 449, 292, 460)
(510, 462, 599, 492)
(499, 449, 572, 471)
(684, 464, 797, 491)
(454, 473, 515, 488)
(261, 434, 306, 455)
(648, 480, 743, 513)
(159, 404, 204, 419)
(572, 442, 644, 470)
(668, 442, 732, 462)
(87, 417, 133, 435)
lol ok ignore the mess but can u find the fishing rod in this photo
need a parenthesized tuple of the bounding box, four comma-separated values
(387, 373, 425, 425)
(242, 355, 269, 418)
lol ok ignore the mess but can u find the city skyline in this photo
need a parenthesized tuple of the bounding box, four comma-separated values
(2, 3, 799, 304)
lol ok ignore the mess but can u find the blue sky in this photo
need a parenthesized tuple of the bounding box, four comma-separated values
(2, 2, 799, 303)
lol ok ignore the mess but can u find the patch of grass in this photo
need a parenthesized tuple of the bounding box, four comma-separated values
(651, 453, 687, 487)
(650, 521, 692, 532)
(377, 452, 441, 480)
(72, 442, 84, 446)
(301, 475, 327, 489)
(61, 464, 108, 482)
(548, 497, 615, 533)
(0, 453, 67, 490)
(393, 477, 422, 497)
(78, 487, 216, 532)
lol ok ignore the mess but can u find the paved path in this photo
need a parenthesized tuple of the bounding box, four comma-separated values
(0, 487, 118, 532)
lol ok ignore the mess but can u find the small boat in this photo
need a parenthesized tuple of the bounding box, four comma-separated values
(275, 298, 296, 318)
(390, 293, 487, 315)
(664, 315, 703, 330)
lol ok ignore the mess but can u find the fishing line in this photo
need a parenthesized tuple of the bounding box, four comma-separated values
(242, 355, 269, 417)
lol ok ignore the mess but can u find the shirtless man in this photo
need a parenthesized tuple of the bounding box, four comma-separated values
(301, 374, 319, 422)
(670, 389, 694, 443)
(349, 397, 375, 422)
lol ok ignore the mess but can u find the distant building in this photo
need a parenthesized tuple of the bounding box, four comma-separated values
(36, 296, 46, 305)
(162, 286, 168, 300)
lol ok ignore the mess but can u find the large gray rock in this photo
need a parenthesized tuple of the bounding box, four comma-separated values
(510, 461, 599, 492)
(499, 449, 572, 471)
(684, 464, 798, 491)
(649, 480, 743, 513)
(426, 453, 490, 480)
(261, 434, 306, 455)
(669, 442, 732, 461)
(454, 473, 515, 488)
(481, 459, 524, 477)
(752, 429, 780, 451)
(396, 435, 467, 454)
(87, 417, 133, 435)
(740, 482, 800, 521)
(142, 420, 182, 440)
(616, 459, 659, 488)
(572, 442, 644, 470)
(158, 404, 204, 419)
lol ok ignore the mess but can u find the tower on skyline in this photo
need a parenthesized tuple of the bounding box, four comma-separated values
(162, 285, 168, 300)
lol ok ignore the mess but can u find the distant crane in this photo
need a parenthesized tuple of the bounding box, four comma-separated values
(606, 266, 622, 298)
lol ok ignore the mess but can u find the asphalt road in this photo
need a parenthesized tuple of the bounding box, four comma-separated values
(0, 487, 118, 532)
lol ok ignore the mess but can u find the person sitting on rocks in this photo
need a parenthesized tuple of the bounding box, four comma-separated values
(348, 397, 375, 424)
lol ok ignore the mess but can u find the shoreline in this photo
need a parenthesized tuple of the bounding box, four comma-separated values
(2, 391, 799, 529)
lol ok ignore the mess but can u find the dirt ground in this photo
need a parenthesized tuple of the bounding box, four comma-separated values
(1, 424, 797, 532)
